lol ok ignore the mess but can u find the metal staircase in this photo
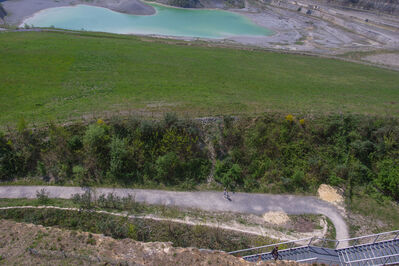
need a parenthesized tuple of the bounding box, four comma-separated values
(229, 230, 399, 265)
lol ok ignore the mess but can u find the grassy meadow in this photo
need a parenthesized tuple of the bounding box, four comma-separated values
(0, 31, 398, 126)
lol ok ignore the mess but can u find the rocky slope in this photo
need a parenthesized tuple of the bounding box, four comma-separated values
(261, 0, 399, 15)
(315, 0, 399, 15)
(0, 4, 6, 20)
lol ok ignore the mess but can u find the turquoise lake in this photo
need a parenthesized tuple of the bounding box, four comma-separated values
(22, 4, 272, 39)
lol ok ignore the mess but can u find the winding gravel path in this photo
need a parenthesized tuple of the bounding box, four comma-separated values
(0, 186, 349, 247)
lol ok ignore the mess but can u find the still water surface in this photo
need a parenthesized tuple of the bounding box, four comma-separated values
(22, 4, 272, 38)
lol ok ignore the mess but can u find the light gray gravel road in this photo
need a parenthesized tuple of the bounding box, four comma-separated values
(0, 186, 349, 246)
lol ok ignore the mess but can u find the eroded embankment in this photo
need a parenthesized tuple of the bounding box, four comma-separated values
(2, 219, 301, 265)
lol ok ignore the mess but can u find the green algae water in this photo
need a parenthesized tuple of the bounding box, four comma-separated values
(22, 4, 272, 39)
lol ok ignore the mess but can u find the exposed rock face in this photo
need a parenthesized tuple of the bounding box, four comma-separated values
(0, 4, 7, 19)
(303, 0, 399, 15)
(324, 0, 399, 14)
(156, 0, 244, 9)
(261, 0, 399, 14)
(107, 0, 155, 15)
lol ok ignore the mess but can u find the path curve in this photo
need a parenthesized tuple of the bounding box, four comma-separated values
(0, 205, 327, 243)
(0, 186, 349, 247)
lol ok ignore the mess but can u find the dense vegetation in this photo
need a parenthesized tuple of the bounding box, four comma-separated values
(1, 114, 398, 201)
(0, 207, 274, 251)
(215, 114, 399, 201)
(0, 31, 398, 126)
(0, 114, 210, 189)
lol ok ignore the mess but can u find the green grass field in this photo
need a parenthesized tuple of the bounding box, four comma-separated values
(0, 31, 398, 126)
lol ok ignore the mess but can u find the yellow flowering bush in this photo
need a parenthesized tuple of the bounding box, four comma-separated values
(285, 114, 294, 122)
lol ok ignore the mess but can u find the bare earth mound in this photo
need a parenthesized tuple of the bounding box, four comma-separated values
(0, 219, 304, 265)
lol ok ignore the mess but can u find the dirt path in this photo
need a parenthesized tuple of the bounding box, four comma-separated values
(0, 205, 327, 243)
(0, 186, 349, 247)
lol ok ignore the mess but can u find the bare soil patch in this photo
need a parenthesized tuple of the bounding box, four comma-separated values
(317, 184, 344, 205)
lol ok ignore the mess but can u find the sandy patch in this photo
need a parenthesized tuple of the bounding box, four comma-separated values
(363, 53, 399, 68)
(317, 184, 344, 204)
(263, 211, 290, 225)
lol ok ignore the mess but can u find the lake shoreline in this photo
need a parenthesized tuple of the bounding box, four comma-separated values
(20, 4, 272, 39)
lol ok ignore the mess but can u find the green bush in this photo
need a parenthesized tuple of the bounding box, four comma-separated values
(214, 158, 242, 191)
(72, 190, 93, 209)
(107, 137, 136, 182)
(82, 122, 110, 182)
(375, 159, 399, 200)
(155, 152, 181, 185)
(36, 188, 51, 205)
(0, 133, 19, 180)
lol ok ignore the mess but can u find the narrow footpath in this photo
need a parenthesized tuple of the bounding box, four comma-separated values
(0, 186, 349, 247)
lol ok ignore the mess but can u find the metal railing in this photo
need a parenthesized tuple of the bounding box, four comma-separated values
(228, 237, 313, 257)
(296, 257, 341, 265)
(229, 235, 344, 255)
(336, 230, 399, 249)
(229, 229, 399, 262)
(342, 253, 399, 265)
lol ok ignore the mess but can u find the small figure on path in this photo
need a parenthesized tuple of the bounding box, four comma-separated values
(223, 188, 231, 201)
(271, 246, 279, 261)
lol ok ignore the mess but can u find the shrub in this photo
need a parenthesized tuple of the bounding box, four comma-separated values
(375, 159, 399, 200)
(214, 158, 242, 191)
(72, 165, 89, 186)
(291, 170, 307, 190)
(155, 152, 181, 185)
(0, 133, 19, 180)
(163, 112, 178, 128)
(83, 123, 110, 180)
(72, 189, 93, 209)
(285, 114, 294, 122)
(107, 137, 134, 182)
(36, 189, 51, 205)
